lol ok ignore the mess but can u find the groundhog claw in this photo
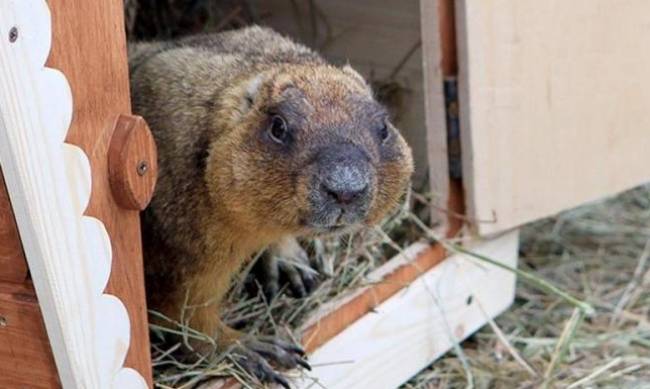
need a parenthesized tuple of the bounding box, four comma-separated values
(250, 238, 320, 300)
(232, 337, 310, 388)
(278, 258, 318, 298)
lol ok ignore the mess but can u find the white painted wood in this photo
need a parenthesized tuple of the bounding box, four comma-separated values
(456, 0, 650, 236)
(0, 1, 146, 388)
(298, 231, 519, 389)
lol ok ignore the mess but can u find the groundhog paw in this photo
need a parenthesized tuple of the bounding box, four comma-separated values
(231, 337, 310, 388)
(250, 238, 320, 300)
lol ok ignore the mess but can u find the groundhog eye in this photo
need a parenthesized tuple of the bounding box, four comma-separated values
(378, 122, 390, 142)
(268, 114, 289, 144)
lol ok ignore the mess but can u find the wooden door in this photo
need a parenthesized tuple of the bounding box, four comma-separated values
(456, 0, 650, 235)
(0, 0, 153, 387)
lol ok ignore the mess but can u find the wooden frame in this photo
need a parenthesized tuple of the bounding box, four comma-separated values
(0, 0, 152, 387)
(0, 1, 526, 388)
(300, 231, 518, 389)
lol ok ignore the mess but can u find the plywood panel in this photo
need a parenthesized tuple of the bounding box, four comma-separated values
(301, 242, 446, 352)
(457, 0, 650, 235)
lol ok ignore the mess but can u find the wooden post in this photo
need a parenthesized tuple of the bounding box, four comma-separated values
(46, 0, 154, 384)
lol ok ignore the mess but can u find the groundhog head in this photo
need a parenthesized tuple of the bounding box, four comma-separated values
(207, 64, 413, 239)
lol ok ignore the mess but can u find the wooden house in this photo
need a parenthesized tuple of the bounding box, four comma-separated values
(1, 1, 649, 388)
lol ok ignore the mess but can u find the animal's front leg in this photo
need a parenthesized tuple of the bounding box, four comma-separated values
(188, 307, 310, 388)
(250, 236, 321, 300)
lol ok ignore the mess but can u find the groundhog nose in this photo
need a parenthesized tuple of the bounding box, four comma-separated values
(322, 183, 368, 205)
(319, 161, 371, 207)
(314, 143, 373, 217)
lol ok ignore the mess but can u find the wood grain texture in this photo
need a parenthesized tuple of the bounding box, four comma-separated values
(456, 0, 650, 235)
(108, 114, 158, 211)
(0, 283, 60, 388)
(438, 0, 457, 77)
(0, 0, 150, 387)
(420, 0, 451, 230)
(46, 0, 153, 385)
(300, 231, 519, 389)
(301, 243, 446, 352)
(0, 169, 27, 284)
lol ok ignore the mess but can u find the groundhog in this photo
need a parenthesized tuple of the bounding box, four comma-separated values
(129, 26, 414, 386)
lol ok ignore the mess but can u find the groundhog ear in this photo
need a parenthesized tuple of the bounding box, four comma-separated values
(342, 64, 370, 90)
(244, 73, 267, 107)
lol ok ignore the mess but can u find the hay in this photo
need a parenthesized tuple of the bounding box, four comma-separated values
(150, 189, 427, 388)
(404, 186, 650, 389)
(152, 185, 650, 388)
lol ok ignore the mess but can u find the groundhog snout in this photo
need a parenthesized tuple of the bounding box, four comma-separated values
(320, 164, 370, 205)
(309, 143, 374, 228)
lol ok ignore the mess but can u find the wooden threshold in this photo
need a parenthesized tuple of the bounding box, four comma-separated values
(301, 243, 446, 352)
(301, 230, 518, 389)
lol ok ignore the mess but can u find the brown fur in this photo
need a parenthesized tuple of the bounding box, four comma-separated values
(129, 26, 413, 350)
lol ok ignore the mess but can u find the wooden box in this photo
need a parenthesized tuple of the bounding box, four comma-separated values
(1, 1, 649, 388)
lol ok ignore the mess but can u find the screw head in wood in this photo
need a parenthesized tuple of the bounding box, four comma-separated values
(9, 27, 18, 43)
(137, 161, 149, 176)
(0, 315, 6, 327)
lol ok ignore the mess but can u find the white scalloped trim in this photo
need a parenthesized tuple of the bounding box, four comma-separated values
(0, 1, 147, 388)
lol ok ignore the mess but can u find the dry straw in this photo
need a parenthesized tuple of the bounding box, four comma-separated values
(150, 185, 650, 388)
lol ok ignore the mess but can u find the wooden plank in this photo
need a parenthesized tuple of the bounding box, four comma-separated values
(46, 0, 153, 385)
(301, 242, 446, 352)
(456, 0, 650, 235)
(0, 168, 27, 283)
(420, 0, 451, 229)
(0, 283, 59, 388)
(438, 0, 457, 77)
(0, 1, 149, 387)
(300, 230, 519, 389)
